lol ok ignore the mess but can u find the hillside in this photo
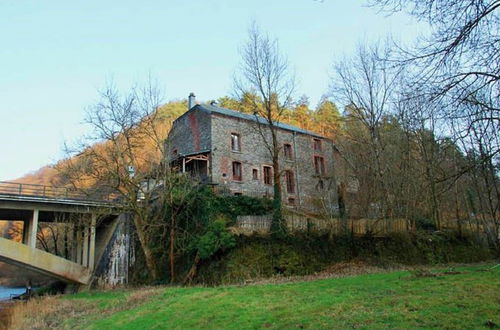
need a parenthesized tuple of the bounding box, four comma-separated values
(11, 97, 340, 187)
(8, 264, 499, 329)
(12, 166, 60, 186)
(10, 100, 189, 186)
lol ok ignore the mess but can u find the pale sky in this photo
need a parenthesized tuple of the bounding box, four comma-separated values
(0, 0, 424, 181)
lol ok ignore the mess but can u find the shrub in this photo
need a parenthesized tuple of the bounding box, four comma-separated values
(192, 218, 236, 260)
(211, 194, 273, 221)
(194, 231, 494, 285)
(415, 217, 437, 231)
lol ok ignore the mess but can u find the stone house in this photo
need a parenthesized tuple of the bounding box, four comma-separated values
(166, 94, 339, 211)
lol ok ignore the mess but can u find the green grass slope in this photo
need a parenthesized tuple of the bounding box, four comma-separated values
(19, 264, 500, 329)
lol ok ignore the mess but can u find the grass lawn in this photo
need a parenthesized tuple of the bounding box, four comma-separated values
(16, 264, 500, 329)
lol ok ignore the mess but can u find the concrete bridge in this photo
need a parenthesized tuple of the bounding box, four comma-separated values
(0, 181, 127, 286)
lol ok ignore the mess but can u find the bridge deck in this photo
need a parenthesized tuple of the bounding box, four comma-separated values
(0, 237, 91, 284)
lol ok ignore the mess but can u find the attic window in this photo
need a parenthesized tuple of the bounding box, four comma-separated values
(313, 138, 322, 151)
(284, 143, 293, 160)
(231, 133, 241, 152)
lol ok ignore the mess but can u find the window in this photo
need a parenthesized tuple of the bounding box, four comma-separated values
(172, 149, 178, 157)
(284, 143, 293, 160)
(317, 179, 324, 190)
(285, 170, 295, 194)
(252, 169, 259, 180)
(314, 156, 325, 175)
(313, 138, 322, 151)
(263, 166, 272, 185)
(231, 133, 241, 152)
(234, 192, 242, 196)
(288, 197, 296, 205)
(232, 161, 242, 181)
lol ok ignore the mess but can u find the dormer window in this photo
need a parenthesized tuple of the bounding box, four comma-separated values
(231, 133, 241, 152)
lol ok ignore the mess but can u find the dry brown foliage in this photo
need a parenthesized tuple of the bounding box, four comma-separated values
(7, 287, 162, 330)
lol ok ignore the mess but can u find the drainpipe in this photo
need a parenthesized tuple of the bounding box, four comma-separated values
(292, 132, 301, 207)
(330, 141, 340, 215)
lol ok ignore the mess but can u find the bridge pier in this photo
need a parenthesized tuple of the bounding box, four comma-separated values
(71, 216, 97, 270)
(75, 229, 83, 264)
(89, 214, 96, 270)
(82, 224, 89, 267)
(18, 210, 98, 273)
(22, 209, 39, 248)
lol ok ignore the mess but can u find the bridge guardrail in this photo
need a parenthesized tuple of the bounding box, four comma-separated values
(0, 181, 112, 202)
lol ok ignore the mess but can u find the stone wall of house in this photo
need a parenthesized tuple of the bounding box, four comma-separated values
(292, 127, 339, 211)
(210, 113, 272, 196)
(210, 113, 338, 212)
(166, 106, 212, 159)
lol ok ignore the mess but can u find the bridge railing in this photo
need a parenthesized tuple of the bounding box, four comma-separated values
(0, 181, 112, 202)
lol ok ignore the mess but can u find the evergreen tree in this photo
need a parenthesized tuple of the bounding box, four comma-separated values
(315, 98, 341, 138)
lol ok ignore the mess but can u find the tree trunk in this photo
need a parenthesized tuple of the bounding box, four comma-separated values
(183, 252, 201, 285)
(133, 215, 160, 281)
(338, 182, 348, 234)
(271, 155, 285, 235)
(169, 217, 176, 283)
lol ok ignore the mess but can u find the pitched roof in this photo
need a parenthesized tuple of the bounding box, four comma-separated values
(194, 103, 325, 138)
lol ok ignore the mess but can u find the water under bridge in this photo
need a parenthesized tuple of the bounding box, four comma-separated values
(0, 181, 125, 286)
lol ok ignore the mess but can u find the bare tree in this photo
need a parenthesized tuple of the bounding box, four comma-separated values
(330, 42, 402, 218)
(452, 98, 500, 249)
(368, 0, 499, 158)
(58, 77, 171, 281)
(365, 0, 499, 238)
(234, 22, 295, 234)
